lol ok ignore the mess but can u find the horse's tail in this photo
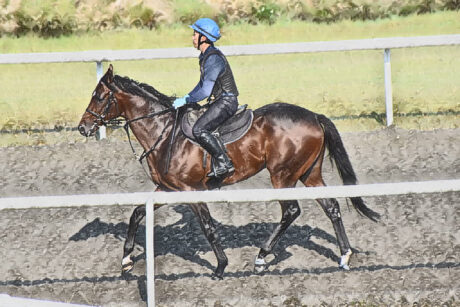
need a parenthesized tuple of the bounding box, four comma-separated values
(317, 114, 380, 222)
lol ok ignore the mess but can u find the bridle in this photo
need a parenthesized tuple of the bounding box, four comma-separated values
(85, 83, 177, 177)
(85, 89, 120, 127)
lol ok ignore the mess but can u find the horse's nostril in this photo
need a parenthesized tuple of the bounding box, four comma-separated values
(78, 125, 87, 136)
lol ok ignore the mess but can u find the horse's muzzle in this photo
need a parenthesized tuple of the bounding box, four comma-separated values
(78, 124, 89, 137)
(78, 123, 96, 137)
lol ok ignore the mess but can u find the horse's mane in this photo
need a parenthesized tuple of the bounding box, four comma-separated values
(112, 75, 174, 109)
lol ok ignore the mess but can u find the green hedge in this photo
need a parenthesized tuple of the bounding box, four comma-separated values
(0, 0, 459, 38)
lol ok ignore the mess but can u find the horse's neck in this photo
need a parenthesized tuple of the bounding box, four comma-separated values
(123, 97, 171, 154)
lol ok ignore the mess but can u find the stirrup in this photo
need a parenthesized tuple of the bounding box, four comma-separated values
(207, 168, 234, 179)
(207, 165, 234, 178)
(207, 157, 234, 179)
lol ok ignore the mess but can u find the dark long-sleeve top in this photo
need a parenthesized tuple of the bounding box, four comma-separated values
(186, 46, 225, 103)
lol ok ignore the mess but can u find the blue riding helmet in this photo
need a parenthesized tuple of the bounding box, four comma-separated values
(189, 18, 221, 42)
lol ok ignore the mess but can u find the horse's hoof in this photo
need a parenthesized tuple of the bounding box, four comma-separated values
(211, 273, 224, 280)
(254, 264, 266, 273)
(339, 249, 352, 271)
(122, 264, 134, 273)
(254, 257, 267, 273)
(122, 256, 134, 273)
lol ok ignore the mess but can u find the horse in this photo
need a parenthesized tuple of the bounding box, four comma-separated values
(78, 64, 380, 279)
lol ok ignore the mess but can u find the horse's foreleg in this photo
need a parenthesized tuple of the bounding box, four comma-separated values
(122, 185, 166, 273)
(190, 202, 228, 279)
(255, 200, 300, 272)
(122, 204, 146, 272)
(317, 198, 352, 270)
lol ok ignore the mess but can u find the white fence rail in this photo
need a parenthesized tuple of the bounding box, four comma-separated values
(0, 294, 94, 307)
(2, 179, 460, 209)
(1, 179, 460, 306)
(1, 34, 459, 129)
(1, 34, 459, 64)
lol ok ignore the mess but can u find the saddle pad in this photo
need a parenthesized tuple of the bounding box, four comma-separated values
(181, 106, 254, 145)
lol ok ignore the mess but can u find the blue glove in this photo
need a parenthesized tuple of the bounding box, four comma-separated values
(173, 95, 189, 109)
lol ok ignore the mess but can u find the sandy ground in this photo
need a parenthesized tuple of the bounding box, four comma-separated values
(0, 127, 459, 306)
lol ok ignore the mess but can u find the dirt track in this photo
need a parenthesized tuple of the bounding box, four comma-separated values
(0, 127, 459, 306)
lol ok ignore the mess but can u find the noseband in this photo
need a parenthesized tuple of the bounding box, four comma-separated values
(85, 81, 178, 179)
(85, 90, 120, 127)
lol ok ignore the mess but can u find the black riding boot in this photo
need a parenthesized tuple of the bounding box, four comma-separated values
(197, 131, 234, 179)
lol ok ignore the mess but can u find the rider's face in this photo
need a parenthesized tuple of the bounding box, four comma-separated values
(192, 31, 200, 49)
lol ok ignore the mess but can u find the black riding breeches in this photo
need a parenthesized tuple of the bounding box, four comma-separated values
(192, 96, 238, 138)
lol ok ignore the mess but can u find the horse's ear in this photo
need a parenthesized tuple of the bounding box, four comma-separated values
(106, 64, 114, 83)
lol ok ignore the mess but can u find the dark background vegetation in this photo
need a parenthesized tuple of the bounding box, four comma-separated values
(0, 0, 459, 38)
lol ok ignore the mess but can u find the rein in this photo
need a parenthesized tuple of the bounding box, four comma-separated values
(85, 82, 177, 180)
(85, 87, 174, 163)
(123, 107, 174, 164)
(118, 107, 176, 181)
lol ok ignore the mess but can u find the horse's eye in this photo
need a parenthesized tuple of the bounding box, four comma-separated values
(92, 91, 106, 102)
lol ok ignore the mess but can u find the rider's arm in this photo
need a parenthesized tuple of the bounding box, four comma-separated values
(186, 54, 225, 103)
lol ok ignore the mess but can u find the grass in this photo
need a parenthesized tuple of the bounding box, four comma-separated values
(0, 11, 459, 146)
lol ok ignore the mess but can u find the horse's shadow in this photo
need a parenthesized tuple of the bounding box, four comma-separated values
(70, 204, 344, 272)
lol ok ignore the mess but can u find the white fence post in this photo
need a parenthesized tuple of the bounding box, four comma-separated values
(95, 61, 106, 140)
(384, 48, 393, 126)
(146, 199, 155, 307)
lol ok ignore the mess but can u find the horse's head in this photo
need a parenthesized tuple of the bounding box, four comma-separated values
(78, 64, 122, 137)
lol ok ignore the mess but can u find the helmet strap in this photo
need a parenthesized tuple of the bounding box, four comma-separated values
(197, 33, 213, 50)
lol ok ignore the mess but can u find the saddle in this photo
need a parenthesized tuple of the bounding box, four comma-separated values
(180, 104, 254, 145)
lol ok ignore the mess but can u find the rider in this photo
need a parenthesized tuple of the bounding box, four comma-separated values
(173, 18, 238, 180)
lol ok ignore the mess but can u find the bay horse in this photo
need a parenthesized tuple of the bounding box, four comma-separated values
(78, 64, 379, 279)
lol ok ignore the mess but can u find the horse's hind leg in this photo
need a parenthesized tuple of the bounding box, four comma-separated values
(189, 202, 228, 279)
(303, 159, 353, 270)
(254, 173, 301, 272)
(316, 198, 352, 269)
(255, 199, 301, 272)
